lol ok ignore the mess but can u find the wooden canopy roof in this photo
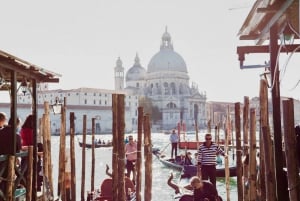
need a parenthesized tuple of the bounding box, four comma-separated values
(0, 49, 60, 84)
(238, 0, 299, 45)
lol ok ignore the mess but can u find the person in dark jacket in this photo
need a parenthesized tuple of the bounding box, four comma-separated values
(0, 113, 22, 201)
(190, 176, 221, 201)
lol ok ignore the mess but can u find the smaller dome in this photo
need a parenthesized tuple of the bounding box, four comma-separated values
(126, 54, 146, 81)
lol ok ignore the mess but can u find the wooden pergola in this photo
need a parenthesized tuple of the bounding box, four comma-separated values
(0, 49, 60, 201)
(237, 0, 299, 200)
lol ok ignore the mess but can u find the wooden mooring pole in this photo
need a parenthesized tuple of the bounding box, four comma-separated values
(91, 117, 95, 192)
(143, 114, 152, 201)
(260, 79, 276, 201)
(225, 105, 230, 201)
(80, 115, 87, 201)
(282, 99, 300, 201)
(136, 107, 144, 201)
(70, 112, 76, 201)
(58, 97, 66, 201)
(117, 94, 126, 201)
(243, 96, 250, 201)
(235, 102, 243, 201)
(112, 94, 119, 201)
(249, 108, 257, 201)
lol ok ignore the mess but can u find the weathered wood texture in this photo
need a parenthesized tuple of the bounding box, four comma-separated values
(70, 112, 76, 201)
(282, 99, 300, 201)
(243, 96, 250, 201)
(235, 102, 243, 201)
(26, 146, 33, 201)
(225, 105, 230, 201)
(136, 107, 143, 201)
(143, 114, 152, 201)
(249, 108, 257, 201)
(91, 117, 95, 192)
(260, 79, 276, 201)
(81, 115, 87, 201)
(117, 94, 126, 201)
(112, 94, 119, 201)
(58, 97, 66, 200)
(6, 156, 14, 201)
(258, 80, 266, 201)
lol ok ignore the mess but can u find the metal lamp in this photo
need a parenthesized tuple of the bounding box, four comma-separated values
(51, 97, 63, 114)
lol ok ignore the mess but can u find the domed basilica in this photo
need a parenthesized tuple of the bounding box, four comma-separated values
(114, 27, 207, 131)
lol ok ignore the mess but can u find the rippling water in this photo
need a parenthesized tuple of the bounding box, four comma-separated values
(50, 133, 238, 200)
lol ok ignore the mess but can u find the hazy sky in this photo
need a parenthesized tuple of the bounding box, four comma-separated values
(1, 0, 299, 102)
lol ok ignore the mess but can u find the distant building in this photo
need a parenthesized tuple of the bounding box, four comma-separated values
(117, 27, 207, 131)
(8, 86, 138, 134)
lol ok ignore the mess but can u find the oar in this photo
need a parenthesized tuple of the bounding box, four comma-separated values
(158, 142, 171, 156)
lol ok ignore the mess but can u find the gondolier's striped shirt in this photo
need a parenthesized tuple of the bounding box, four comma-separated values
(197, 142, 225, 165)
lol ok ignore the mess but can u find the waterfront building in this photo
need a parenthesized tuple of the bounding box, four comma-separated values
(119, 27, 207, 131)
(3, 27, 208, 133)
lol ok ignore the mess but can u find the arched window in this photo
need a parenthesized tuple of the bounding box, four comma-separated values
(170, 82, 176, 95)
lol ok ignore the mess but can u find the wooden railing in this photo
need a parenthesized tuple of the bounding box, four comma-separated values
(0, 146, 33, 201)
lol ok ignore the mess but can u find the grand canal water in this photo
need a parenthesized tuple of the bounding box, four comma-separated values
(50, 133, 238, 200)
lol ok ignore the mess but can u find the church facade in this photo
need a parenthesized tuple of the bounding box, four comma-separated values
(7, 28, 207, 133)
(115, 28, 207, 131)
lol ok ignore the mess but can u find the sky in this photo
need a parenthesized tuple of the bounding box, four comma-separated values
(0, 0, 299, 103)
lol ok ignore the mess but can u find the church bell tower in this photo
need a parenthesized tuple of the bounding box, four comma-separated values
(114, 57, 124, 90)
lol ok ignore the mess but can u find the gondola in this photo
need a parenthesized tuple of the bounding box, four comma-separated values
(78, 141, 112, 148)
(152, 148, 185, 171)
(152, 148, 237, 177)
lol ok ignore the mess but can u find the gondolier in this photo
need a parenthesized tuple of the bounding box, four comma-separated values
(170, 129, 179, 158)
(197, 133, 227, 187)
(125, 135, 137, 183)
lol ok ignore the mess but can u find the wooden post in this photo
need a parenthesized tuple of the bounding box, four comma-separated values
(117, 94, 126, 201)
(58, 97, 66, 201)
(136, 107, 143, 201)
(249, 108, 257, 201)
(225, 105, 230, 201)
(26, 146, 33, 201)
(282, 99, 300, 201)
(258, 80, 266, 201)
(6, 156, 15, 201)
(43, 102, 54, 198)
(260, 79, 276, 201)
(207, 119, 211, 134)
(81, 115, 87, 201)
(243, 96, 250, 201)
(70, 112, 76, 201)
(91, 117, 95, 192)
(64, 148, 71, 201)
(143, 114, 152, 201)
(42, 115, 48, 201)
(112, 94, 119, 201)
(270, 25, 287, 200)
(235, 102, 243, 201)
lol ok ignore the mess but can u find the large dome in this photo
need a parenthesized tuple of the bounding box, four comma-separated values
(126, 54, 146, 81)
(147, 27, 187, 73)
(147, 49, 187, 73)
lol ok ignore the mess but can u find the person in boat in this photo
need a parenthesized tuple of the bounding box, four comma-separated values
(169, 129, 179, 159)
(197, 133, 227, 187)
(167, 173, 222, 201)
(125, 135, 137, 183)
(190, 176, 221, 201)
